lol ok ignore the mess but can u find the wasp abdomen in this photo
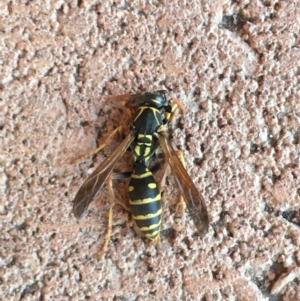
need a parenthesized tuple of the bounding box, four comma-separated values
(129, 162, 162, 240)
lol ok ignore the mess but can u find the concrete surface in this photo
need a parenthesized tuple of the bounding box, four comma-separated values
(1, 0, 300, 300)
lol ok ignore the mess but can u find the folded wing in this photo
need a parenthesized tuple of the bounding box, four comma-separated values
(72, 131, 136, 219)
(158, 131, 209, 236)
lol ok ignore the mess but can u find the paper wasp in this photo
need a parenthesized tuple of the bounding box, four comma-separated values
(72, 91, 209, 256)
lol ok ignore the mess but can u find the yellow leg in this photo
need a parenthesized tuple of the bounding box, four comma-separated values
(97, 173, 116, 258)
(72, 126, 122, 164)
(97, 202, 114, 259)
(164, 93, 187, 127)
(97, 171, 132, 258)
(157, 162, 169, 191)
(168, 93, 187, 115)
(169, 103, 179, 126)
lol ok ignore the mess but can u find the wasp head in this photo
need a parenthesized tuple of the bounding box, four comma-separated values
(138, 90, 168, 108)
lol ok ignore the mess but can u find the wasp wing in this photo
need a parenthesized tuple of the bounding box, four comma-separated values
(158, 131, 209, 236)
(72, 130, 136, 219)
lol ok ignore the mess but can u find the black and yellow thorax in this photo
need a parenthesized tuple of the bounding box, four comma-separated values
(131, 106, 164, 163)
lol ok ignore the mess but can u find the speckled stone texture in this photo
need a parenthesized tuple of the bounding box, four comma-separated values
(1, 0, 300, 300)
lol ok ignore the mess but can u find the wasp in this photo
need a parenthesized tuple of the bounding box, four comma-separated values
(72, 91, 209, 257)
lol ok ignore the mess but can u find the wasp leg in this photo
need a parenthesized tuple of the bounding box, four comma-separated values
(157, 161, 169, 191)
(72, 126, 122, 164)
(97, 206, 114, 258)
(168, 93, 187, 115)
(163, 93, 187, 127)
(97, 172, 115, 259)
(97, 171, 132, 258)
(113, 171, 133, 212)
(169, 103, 180, 127)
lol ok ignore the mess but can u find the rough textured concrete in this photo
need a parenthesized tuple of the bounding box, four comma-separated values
(1, 0, 300, 300)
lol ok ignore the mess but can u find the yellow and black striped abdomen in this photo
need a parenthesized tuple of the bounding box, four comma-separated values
(129, 162, 162, 240)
